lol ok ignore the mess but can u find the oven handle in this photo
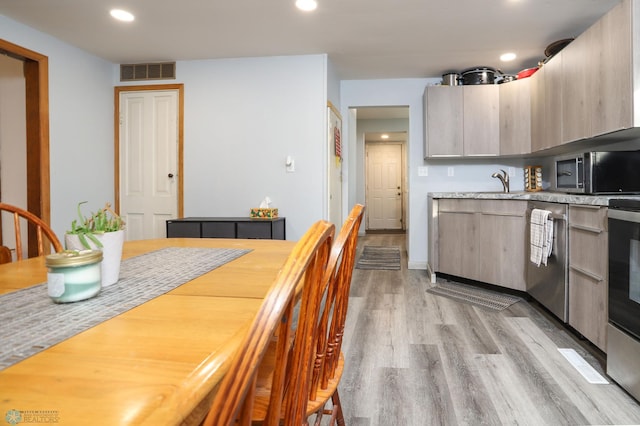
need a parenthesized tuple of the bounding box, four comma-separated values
(609, 209, 640, 224)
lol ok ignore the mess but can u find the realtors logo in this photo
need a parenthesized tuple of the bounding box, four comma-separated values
(4, 410, 22, 425)
(4, 410, 59, 424)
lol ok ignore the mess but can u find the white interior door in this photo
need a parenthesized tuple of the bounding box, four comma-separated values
(365, 143, 403, 230)
(119, 90, 178, 240)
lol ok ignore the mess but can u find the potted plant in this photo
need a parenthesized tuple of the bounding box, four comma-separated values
(65, 201, 125, 287)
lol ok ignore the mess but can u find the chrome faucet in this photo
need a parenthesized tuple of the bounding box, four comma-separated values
(492, 169, 510, 193)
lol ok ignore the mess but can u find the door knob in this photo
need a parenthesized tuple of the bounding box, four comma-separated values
(168, 173, 174, 178)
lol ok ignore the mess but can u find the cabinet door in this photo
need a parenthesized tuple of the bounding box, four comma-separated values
(437, 211, 477, 279)
(237, 221, 273, 239)
(543, 54, 563, 149)
(562, 31, 590, 143)
(590, 0, 633, 136)
(166, 221, 200, 238)
(463, 85, 499, 156)
(499, 79, 531, 155)
(425, 86, 463, 157)
(477, 200, 527, 290)
(202, 222, 236, 238)
(568, 205, 608, 351)
(529, 68, 545, 152)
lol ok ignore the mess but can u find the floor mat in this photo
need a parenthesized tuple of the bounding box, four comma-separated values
(355, 246, 401, 270)
(427, 279, 521, 311)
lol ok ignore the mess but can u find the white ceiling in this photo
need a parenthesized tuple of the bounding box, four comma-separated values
(0, 0, 619, 80)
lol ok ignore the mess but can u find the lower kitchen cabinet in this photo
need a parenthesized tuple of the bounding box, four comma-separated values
(166, 217, 286, 240)
(438, 200, 478, 279)
(477, 200, 527, 290)
(568, 204, 608, 352)
(437, 199, 527, 290)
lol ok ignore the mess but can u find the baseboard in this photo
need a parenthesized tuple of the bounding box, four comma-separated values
(408, 260, 428, 270)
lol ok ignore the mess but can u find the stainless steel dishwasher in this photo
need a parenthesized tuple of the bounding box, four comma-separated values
(526, 201, 569, 322)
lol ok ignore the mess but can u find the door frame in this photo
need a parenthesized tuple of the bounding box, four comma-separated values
(114, 84, 185, 218)
(0, 39, 50, 257)
(364, 140, 406, 231)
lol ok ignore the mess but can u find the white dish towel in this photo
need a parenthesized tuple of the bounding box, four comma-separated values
(530, 209, 554, 267)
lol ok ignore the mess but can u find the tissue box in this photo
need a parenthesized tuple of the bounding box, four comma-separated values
(250, 208, 278, 219)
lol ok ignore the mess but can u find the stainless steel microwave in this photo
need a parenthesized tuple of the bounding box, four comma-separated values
(553, 151, 640, 194)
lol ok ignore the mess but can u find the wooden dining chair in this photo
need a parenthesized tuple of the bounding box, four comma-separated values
(203, 220, 335, 426)
(0, 202, 63, 263)
(249, 204, 365, 426)
(306, 204, 365, 425)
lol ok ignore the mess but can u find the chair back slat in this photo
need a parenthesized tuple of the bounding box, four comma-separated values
(0, 203, 62, 262)
(203, 220, 334, 426)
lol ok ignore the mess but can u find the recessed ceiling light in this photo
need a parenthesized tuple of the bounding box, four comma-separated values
(110, 9, 135, 22)
(296, 0, 318, 12)
(500, 52, 517, 62)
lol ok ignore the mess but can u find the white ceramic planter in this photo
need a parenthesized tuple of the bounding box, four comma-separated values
(65, 229, 124, 287)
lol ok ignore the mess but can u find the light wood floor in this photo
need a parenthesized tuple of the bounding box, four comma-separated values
(334, 233, 640, 426)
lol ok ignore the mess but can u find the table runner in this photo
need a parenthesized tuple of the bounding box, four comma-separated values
(0, 246, 250, 370)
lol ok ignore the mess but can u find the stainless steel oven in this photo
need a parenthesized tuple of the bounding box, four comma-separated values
(607, 198, 640, 401)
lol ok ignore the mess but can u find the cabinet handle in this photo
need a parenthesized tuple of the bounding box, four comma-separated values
(570, 204, 602, 210)
(481, 212, 525, 218)
(569, 224, 602, 234)
(569, 265, 604, 283)
(440, 211, 475, 215)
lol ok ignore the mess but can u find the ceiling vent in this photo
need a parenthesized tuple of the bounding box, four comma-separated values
(120, 62, 176, 81)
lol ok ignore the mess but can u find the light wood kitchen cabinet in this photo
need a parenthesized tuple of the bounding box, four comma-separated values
(424, 85, 499, 158)
(543, 52, 563, 148)
(463, 85, 500, 156)
(437, 199, 478, 279)
(562, 28, 590, 143)
(477, 200, 527, 290)
(424, 85, 463, 157)
(529, 67, 546, 152)
(437, 199, 527, 290)
(499, 78, 531, 155)
(568, 204, 608, 352)
(530, 53, 563, 152)
(589, 0, 633, 137)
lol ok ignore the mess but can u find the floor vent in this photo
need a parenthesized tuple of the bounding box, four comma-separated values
(120, 62, 176, 81)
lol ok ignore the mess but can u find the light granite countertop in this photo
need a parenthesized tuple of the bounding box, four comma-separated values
(428, 191, 640, 206)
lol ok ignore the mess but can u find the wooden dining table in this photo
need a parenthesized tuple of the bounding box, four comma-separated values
(0, 237, 296, 425)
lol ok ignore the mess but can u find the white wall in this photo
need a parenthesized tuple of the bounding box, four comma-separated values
(118, 54, 330, 240)
(340, 79, 528, 270)
(0, 15, 116, 239)
(3, 13, 333, 241)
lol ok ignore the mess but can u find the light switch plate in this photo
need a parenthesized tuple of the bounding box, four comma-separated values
(418, 166, 428, 177)
(447, 167, 454, 177)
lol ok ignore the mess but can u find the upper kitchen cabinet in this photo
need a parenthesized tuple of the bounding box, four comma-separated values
(424, 85, 463, 157)
(529, 67, 546, 152)
(589, 0, 634, 137)
(424, 84, 499, 158)
(562, 28, 591, 142)
(463, 85, 500, 156)
(499, 78, 531, 155)
(530, 54, 563, 152)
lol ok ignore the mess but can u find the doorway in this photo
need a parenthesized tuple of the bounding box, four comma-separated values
(353, 106, 409, 232)
(115, 84, 184, 240)
(0, 39, 50, 257)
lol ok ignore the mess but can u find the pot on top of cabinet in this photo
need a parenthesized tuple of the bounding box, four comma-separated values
(460, 66, 497, 85)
